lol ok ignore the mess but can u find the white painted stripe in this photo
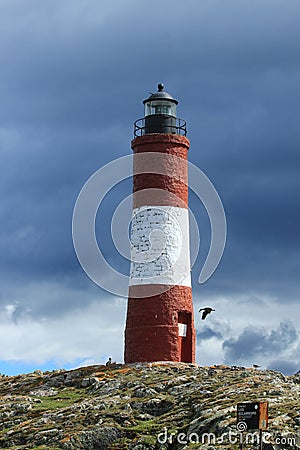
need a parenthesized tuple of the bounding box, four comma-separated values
(129, 206, 191, 287)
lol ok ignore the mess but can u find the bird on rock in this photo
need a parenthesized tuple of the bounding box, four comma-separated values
(199, 307, 215, 320)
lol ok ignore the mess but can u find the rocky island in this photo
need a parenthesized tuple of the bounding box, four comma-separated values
(0, 363, 299, 449)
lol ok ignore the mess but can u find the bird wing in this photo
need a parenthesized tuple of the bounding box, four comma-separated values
(202, 310, 209, 320)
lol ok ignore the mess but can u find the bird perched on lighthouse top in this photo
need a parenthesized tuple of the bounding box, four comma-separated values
(199, 307, 215, 320)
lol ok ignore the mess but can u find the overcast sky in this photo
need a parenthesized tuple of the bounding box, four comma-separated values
(0, 0, 299, 375)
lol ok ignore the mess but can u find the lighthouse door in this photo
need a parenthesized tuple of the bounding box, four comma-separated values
(178, 311, 192, 362)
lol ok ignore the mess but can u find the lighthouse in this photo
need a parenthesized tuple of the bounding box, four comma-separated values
(124, 84, 196, 364)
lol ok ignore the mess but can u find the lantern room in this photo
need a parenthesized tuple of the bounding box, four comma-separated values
(133, 83, 186, 136)
(143, 83, 178, 118)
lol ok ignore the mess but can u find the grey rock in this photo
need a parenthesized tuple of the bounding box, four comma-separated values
(187, 409, 229, 436)
(96, 379, 122, 395)
(0, 411, 12, 418)
(136, 413, 153, 420)
(154, 382, 167, 392)
(168, 381, 202, 396)
(131, 398, 173, 416)
(30, 386, 58, 397)
(1, 363, 299, 450)
(129, 441, 156, 449)
(12, 403, 32, 414)
(81, 377, 99, 388)
(89, 380, 106, 392)
(34, 428, 63, 445)
(62, 426, 123, 450)
(64, 371, 82, 386)
(133, 386, 157, 398)
(124, 402, 132, 411)
(127, 380, 145, 389)
(44, 374, 65, 387)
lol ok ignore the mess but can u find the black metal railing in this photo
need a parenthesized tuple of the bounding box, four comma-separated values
(134, 117, 187, 137)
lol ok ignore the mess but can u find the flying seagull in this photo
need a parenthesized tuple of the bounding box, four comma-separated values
(199, 307, 215, 320)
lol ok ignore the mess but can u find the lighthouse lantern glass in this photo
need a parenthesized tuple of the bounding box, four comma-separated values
(144, 100, 177, 118)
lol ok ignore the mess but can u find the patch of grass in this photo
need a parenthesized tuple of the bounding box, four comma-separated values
(32, 447, 62, 450)
(128, 418, 162, 434)
(32, 388, 87, 412)
(0, 427, 11, 437)
(3, 447, 61, 450)
(128, 418, 179, 445)
(140, 434, 157, 445)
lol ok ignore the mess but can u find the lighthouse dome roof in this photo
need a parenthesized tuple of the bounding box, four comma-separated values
(143, 83, 178, 105)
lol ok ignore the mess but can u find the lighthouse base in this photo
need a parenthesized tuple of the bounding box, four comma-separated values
(124, 285, 195, 364)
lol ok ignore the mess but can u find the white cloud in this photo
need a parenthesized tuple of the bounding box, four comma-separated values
(0, 286, 299, 374)
(194, 293, 300, 372)
(0, 287, 126, 367)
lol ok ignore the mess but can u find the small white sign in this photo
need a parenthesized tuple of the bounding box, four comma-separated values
(178, 323, 187, 337)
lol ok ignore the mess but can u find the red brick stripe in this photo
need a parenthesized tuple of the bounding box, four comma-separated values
(132, 135, 190, 207)
(125, 285, 195, 363)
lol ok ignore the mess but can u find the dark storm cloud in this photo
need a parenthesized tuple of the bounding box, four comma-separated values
(5, 281, 110, 322)
(196, 319, 230, 341)
(197, 327, 223, 341)
(1, 0, 300, 130)
(268, 359, 299, 376)
(0, 1, 142, 130)
(223, 321, 298, 363)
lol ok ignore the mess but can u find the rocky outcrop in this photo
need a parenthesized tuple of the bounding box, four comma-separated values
(0, 363, 299, 449)
(62, 426, 123, 450)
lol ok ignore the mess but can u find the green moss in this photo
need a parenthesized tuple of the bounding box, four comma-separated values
(2, 447, 61, 450)
(140, 434, 157, 445)
(1, 365, 298, 450)
(32, 447, 62, 450)
(32, 388, 87, 412)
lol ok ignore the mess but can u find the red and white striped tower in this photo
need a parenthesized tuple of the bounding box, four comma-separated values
(124, 84, 195, 363)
